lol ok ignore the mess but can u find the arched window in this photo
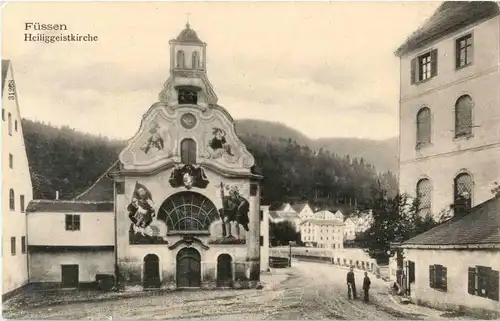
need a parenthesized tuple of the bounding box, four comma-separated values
(416, 178, 432, 216)
(416, 107, 431, 147)
(158, 191, 219, 232)
(8, 113, 12, 136)
(454, 172, 473, 215)
(192, 51, 199, 69)
(176, 50, 185, 68)
(9, 189, 15, 210)
(455, 95, 473, 138)
(180, 138, 197, 165)
(14, 120, 18, 132)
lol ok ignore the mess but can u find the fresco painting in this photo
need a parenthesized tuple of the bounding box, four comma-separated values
(128, 182, 168, 244)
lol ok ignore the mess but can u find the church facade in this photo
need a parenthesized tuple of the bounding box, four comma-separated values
(108, 23, 264, 289)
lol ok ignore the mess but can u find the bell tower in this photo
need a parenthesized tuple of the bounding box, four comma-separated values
(159, 22, 218, 108)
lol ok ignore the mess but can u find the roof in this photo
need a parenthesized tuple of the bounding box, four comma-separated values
(395, 2, 500, 56)
(2, 59, 10, 96)
(276, 203, 292, 212)
(72, 161, 118, 202)
(279, 212, 300, 219)
(26, 200, 114, 213)
(171, 23, 205, 45)
(402, 195, 500, 247)
(301, 219, 344, 227)
(269, 211, 281, 219)
(291, 203, 309, 213)
(314, 210, 335, 219)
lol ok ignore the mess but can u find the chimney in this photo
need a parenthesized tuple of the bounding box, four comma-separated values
(56, 190, 59, 200)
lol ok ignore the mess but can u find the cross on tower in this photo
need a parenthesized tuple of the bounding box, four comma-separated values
(185, 12, 191, 27)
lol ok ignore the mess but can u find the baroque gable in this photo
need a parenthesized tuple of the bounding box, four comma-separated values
(119, 102, 255, 175)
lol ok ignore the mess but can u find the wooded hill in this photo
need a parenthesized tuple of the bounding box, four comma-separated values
(22, 118, 398, 209)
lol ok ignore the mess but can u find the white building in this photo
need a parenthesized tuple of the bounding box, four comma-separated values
(291, 203, 314, 220)
(343, 217, 357, 241)
(2, 60, 34, 299)
(26, 200, 115, 289)
(400, 195, 499, 317)
(395, 2, 500, 317)
(397, 1, 500, 220)
(299, 219, 344, 249)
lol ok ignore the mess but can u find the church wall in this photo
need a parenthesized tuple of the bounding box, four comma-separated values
(115, 166, 256, 289)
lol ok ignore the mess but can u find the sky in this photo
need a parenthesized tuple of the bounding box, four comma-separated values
(2, 1, 441, 141)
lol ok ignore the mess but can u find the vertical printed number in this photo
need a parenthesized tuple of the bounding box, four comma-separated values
(8, 80, 15, 100)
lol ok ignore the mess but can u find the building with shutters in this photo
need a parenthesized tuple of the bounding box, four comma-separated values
(396, 1, 500, 220)
(399, 195, 500, 317)
(17, 23, 270, 292)
(395, 2, 500, 317)
(2, 60, 34, 299)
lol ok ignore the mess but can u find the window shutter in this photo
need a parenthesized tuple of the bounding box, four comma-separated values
(429, 265, 435, 288)
(441, 266, 448, 291)
(455, 39, 461, 68)
(430, 49, 438, 77)
(411, 58, 417, 84)
(468, 267, 476, 295)
(488, 269, 499, 301)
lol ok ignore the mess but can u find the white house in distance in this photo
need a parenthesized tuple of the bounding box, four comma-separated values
(397, 1, 500, 220)
(299, 219, 344, 249)
(343, 217, 357, 241)
(395, 2, 500, 317)
(270, 202, 313, 231)
(2, 59, 34, 300)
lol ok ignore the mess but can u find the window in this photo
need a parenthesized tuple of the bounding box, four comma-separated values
(192, 51, 199, 69)
(416, 178, 432, 216)
(411, 49, 438, 84)
(9, 154, 13, 169)
(408, 261, 416, 283)
(14, 120, 18, 131)
(8, 113, 12, 135)
(180, 138, 197, 165)
(456, 34, 473, 69)
(454, 172, 473, 215)
(429, 264, 447, 291)
(2, 109, 4, 121)
(158, 191, 219, 232)
(11, 237, 16, 255)
(20, 195, 25, 212)
(65, 214, 81, 231)
(416, 107, 431, 147)
(9, 189, 15, 210)
(176, 50, 185, 68)
(21, 236, 26, 254)
(468, 266, 499, 301)
(455, 95, 473, 138)
(178, 89, 198, 104)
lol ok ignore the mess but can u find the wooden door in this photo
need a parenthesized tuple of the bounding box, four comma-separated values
(176, 248, 201, 287)
(61, 264, 79, 288)
(143, 254, 161, 289)
(216, 254, 233, 287)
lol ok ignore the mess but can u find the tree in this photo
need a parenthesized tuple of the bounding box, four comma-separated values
(357, 185, 439, 264)
(269, 221, 301, 246)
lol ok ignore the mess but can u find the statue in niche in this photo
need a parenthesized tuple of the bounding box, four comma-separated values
(217, 183, 249, 240)
(140, 123, 164, 154)
(208, 128, 235, 159)
(169, 164, 210, 189)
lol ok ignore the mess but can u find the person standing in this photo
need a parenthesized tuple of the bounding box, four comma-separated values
(363, 272, 371, 303)
(347, 267, 357, 299)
